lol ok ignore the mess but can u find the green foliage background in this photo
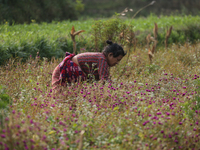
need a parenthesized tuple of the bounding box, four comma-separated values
(0, 0, 84, 24)
(0, 15, 200, 66)
(82, 0, 200, 18)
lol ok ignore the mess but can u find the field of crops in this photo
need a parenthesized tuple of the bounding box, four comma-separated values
(0, 15, 200, 149)
(0, 15, 200, 66)
(0, 15, 200, 44)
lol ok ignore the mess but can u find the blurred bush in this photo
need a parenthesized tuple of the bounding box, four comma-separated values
(81, 0, 200, 18)
(0, 0, 84, 24)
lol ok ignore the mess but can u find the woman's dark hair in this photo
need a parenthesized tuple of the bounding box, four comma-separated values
(102, 40, 126, 57)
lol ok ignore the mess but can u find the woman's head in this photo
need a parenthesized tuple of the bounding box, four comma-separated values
(103, 40, 126, 67)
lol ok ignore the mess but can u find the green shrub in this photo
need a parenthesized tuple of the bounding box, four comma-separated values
(91, 18, 134, 51)
(0, 0, 84, 24)
(0, 85, 10, 109)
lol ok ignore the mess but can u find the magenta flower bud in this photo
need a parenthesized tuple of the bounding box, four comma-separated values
(153, 137, 157, 140)
(1, 134, 6, 138)
(74, 130, 79, 134)
(157, 112, 162, 115)
(42, 135, 47, 140)
(16, 125, 20, 129)
(30, 119, 34, 124)
(149, 134, 153, 138)
(179, 122, 182, 125)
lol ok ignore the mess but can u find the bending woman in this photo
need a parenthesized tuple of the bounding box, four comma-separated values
(52, 40, 126, 90)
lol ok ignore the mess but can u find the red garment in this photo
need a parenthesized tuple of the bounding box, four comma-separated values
(77, 52, 111, 82)
(52, 52, 111, 90)
(52, 52, 86, 90)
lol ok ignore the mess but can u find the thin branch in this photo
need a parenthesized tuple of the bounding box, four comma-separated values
(132, 1, 156, 19)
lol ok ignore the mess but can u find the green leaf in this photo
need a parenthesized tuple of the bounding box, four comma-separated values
(114, 106, 119, 111)
(73, 123, 77, 128)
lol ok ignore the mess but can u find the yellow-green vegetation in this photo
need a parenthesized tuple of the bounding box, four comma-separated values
(0, 39, 200, 149)
(0, 15, 200, 66)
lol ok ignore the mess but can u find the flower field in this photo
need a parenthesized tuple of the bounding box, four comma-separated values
(0, 14, 200, 149)
(0, 38, 200, 149)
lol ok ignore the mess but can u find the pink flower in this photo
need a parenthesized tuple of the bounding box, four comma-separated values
(12, 110, 15, 114)
(153, 137, 157, 140)
(157, 112, 162, 115)
(1, 134, 6, 138)
(30, 119, 34, 124)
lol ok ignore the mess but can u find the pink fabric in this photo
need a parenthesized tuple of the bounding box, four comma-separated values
(52, 53, 86, 90)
